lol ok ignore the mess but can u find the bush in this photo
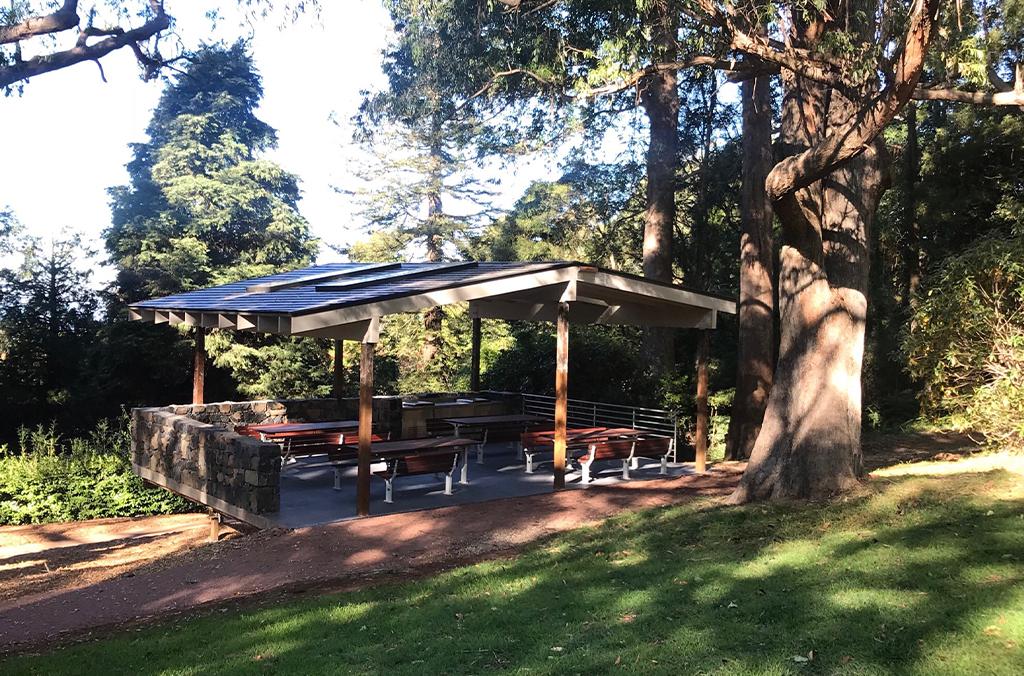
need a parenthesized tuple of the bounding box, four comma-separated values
(0, 417, 195, 525)
(903, 236, 1024, 451)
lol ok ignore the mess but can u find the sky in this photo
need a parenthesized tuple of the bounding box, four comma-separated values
(1, 1, 554, 283)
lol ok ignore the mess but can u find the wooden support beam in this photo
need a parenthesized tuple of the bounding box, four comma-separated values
(694, 330, 709, 473)
(553, 302, 569, 489)
(470, 317, 482, 391)
(333, 339, 345, 399)
(193, 327, 206, 405)
(356, 340, 376, 517)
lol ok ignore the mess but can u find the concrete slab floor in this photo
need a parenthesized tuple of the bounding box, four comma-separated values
(271, 442, 698, 528)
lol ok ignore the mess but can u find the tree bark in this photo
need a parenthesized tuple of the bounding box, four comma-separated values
(731, 70, 889, 501)
(901, 101, 922, 308)
(694, 329, 710, 473)
(726, 72, 775, 460)
(639, 1, 679, 374)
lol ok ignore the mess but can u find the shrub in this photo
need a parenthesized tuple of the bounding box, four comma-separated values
(903, 236, 1024, 451)
(0, 417, 195, 525)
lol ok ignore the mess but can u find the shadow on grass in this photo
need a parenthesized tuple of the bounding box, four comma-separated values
(3, 471, 1023, 675)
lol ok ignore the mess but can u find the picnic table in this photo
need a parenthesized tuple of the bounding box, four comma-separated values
(519, 426, 647, 473)
(442, 414, 548, 464)
(246, 420, 360, 440)
(340, 436, 480, 485)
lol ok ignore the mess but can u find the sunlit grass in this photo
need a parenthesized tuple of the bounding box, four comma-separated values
(4, 470, 1023, 675)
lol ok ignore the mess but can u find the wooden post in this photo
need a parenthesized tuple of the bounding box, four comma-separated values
(470, 317, 482, 392)
(193, 327, 206, 405)
(356, 341, 375, 517)
(553, 302, 569, 489)
(333, 338, 345, 399)
(694, 329, 710, 473)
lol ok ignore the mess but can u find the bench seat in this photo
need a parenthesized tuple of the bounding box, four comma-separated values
(576, 436, 674, 483)
(374, 450, 461, 503)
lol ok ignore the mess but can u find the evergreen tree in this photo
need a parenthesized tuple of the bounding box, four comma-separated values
(0, 232, 99, 441)
(349, 1, 502, 369)
(105, 42, 325, 400)
(107, 41, 317, 302)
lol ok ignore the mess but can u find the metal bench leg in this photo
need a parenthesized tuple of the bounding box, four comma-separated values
(460, 449, 470, 484)
(581, 461, 591, 484)
(660, 455, 668, 475)
(525, 452, 534, 473)
(444, 473, 453, 495)
(384, 477, 394, 504)
(630, 456, 639, 470)
(333, 467, 343, 491)
(622, 459, 630, 480)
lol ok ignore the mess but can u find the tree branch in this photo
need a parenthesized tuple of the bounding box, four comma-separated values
(728, 27, 863, 101)
(0, 7, 170, 89)
(912, 86, 1024, 106)
(0, 0, 79, 45)
(580, 57, 741, 97)
(763, 0, 942, 202)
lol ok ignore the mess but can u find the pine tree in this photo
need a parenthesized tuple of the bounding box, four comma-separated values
(106, 41, 317, 302)
(105, 42, 326, 400)
(0, 232, 99, 439)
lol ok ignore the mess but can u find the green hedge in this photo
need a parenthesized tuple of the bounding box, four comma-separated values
(0, 418, 195, 525)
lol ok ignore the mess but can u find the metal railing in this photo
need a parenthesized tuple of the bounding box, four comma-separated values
(515, 392, 687, 462)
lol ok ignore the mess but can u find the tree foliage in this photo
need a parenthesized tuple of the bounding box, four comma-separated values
(107, 41, 316, 302)
(105, 42, 324, 400)
(903, 236, 1024, 451)
(0, 231, 99, 440)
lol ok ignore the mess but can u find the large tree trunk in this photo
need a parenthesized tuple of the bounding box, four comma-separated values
(725, 72, 776, 460)
(639, 1, 679, 373)
(730, 73, 890, 501)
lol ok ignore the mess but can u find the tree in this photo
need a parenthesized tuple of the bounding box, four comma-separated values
(350, 0, 510, 367)
(725, 71, 775, 460)
(105, 42, 322, 399)
(0, 231, 99, 441)
(107, 42, 316, 301)
(482, 0, 1022, 500)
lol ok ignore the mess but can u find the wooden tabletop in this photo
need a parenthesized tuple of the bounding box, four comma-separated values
(342, 436, 478, 455)
(442, 414, 547, 426)
(249, 420, 359, 435)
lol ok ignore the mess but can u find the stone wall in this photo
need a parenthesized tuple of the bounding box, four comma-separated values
(165, 397, 405, 437)
(131, 407, 282, 517)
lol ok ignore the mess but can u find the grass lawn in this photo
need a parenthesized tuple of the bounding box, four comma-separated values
(4, 469, 1023, 675)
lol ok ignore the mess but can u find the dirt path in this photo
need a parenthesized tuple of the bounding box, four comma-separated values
(0, 466, 743, 654)
(0, 514, 212, 606)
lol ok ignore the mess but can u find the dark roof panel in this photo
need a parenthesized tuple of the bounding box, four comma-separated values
(131, 261, 575, 316)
